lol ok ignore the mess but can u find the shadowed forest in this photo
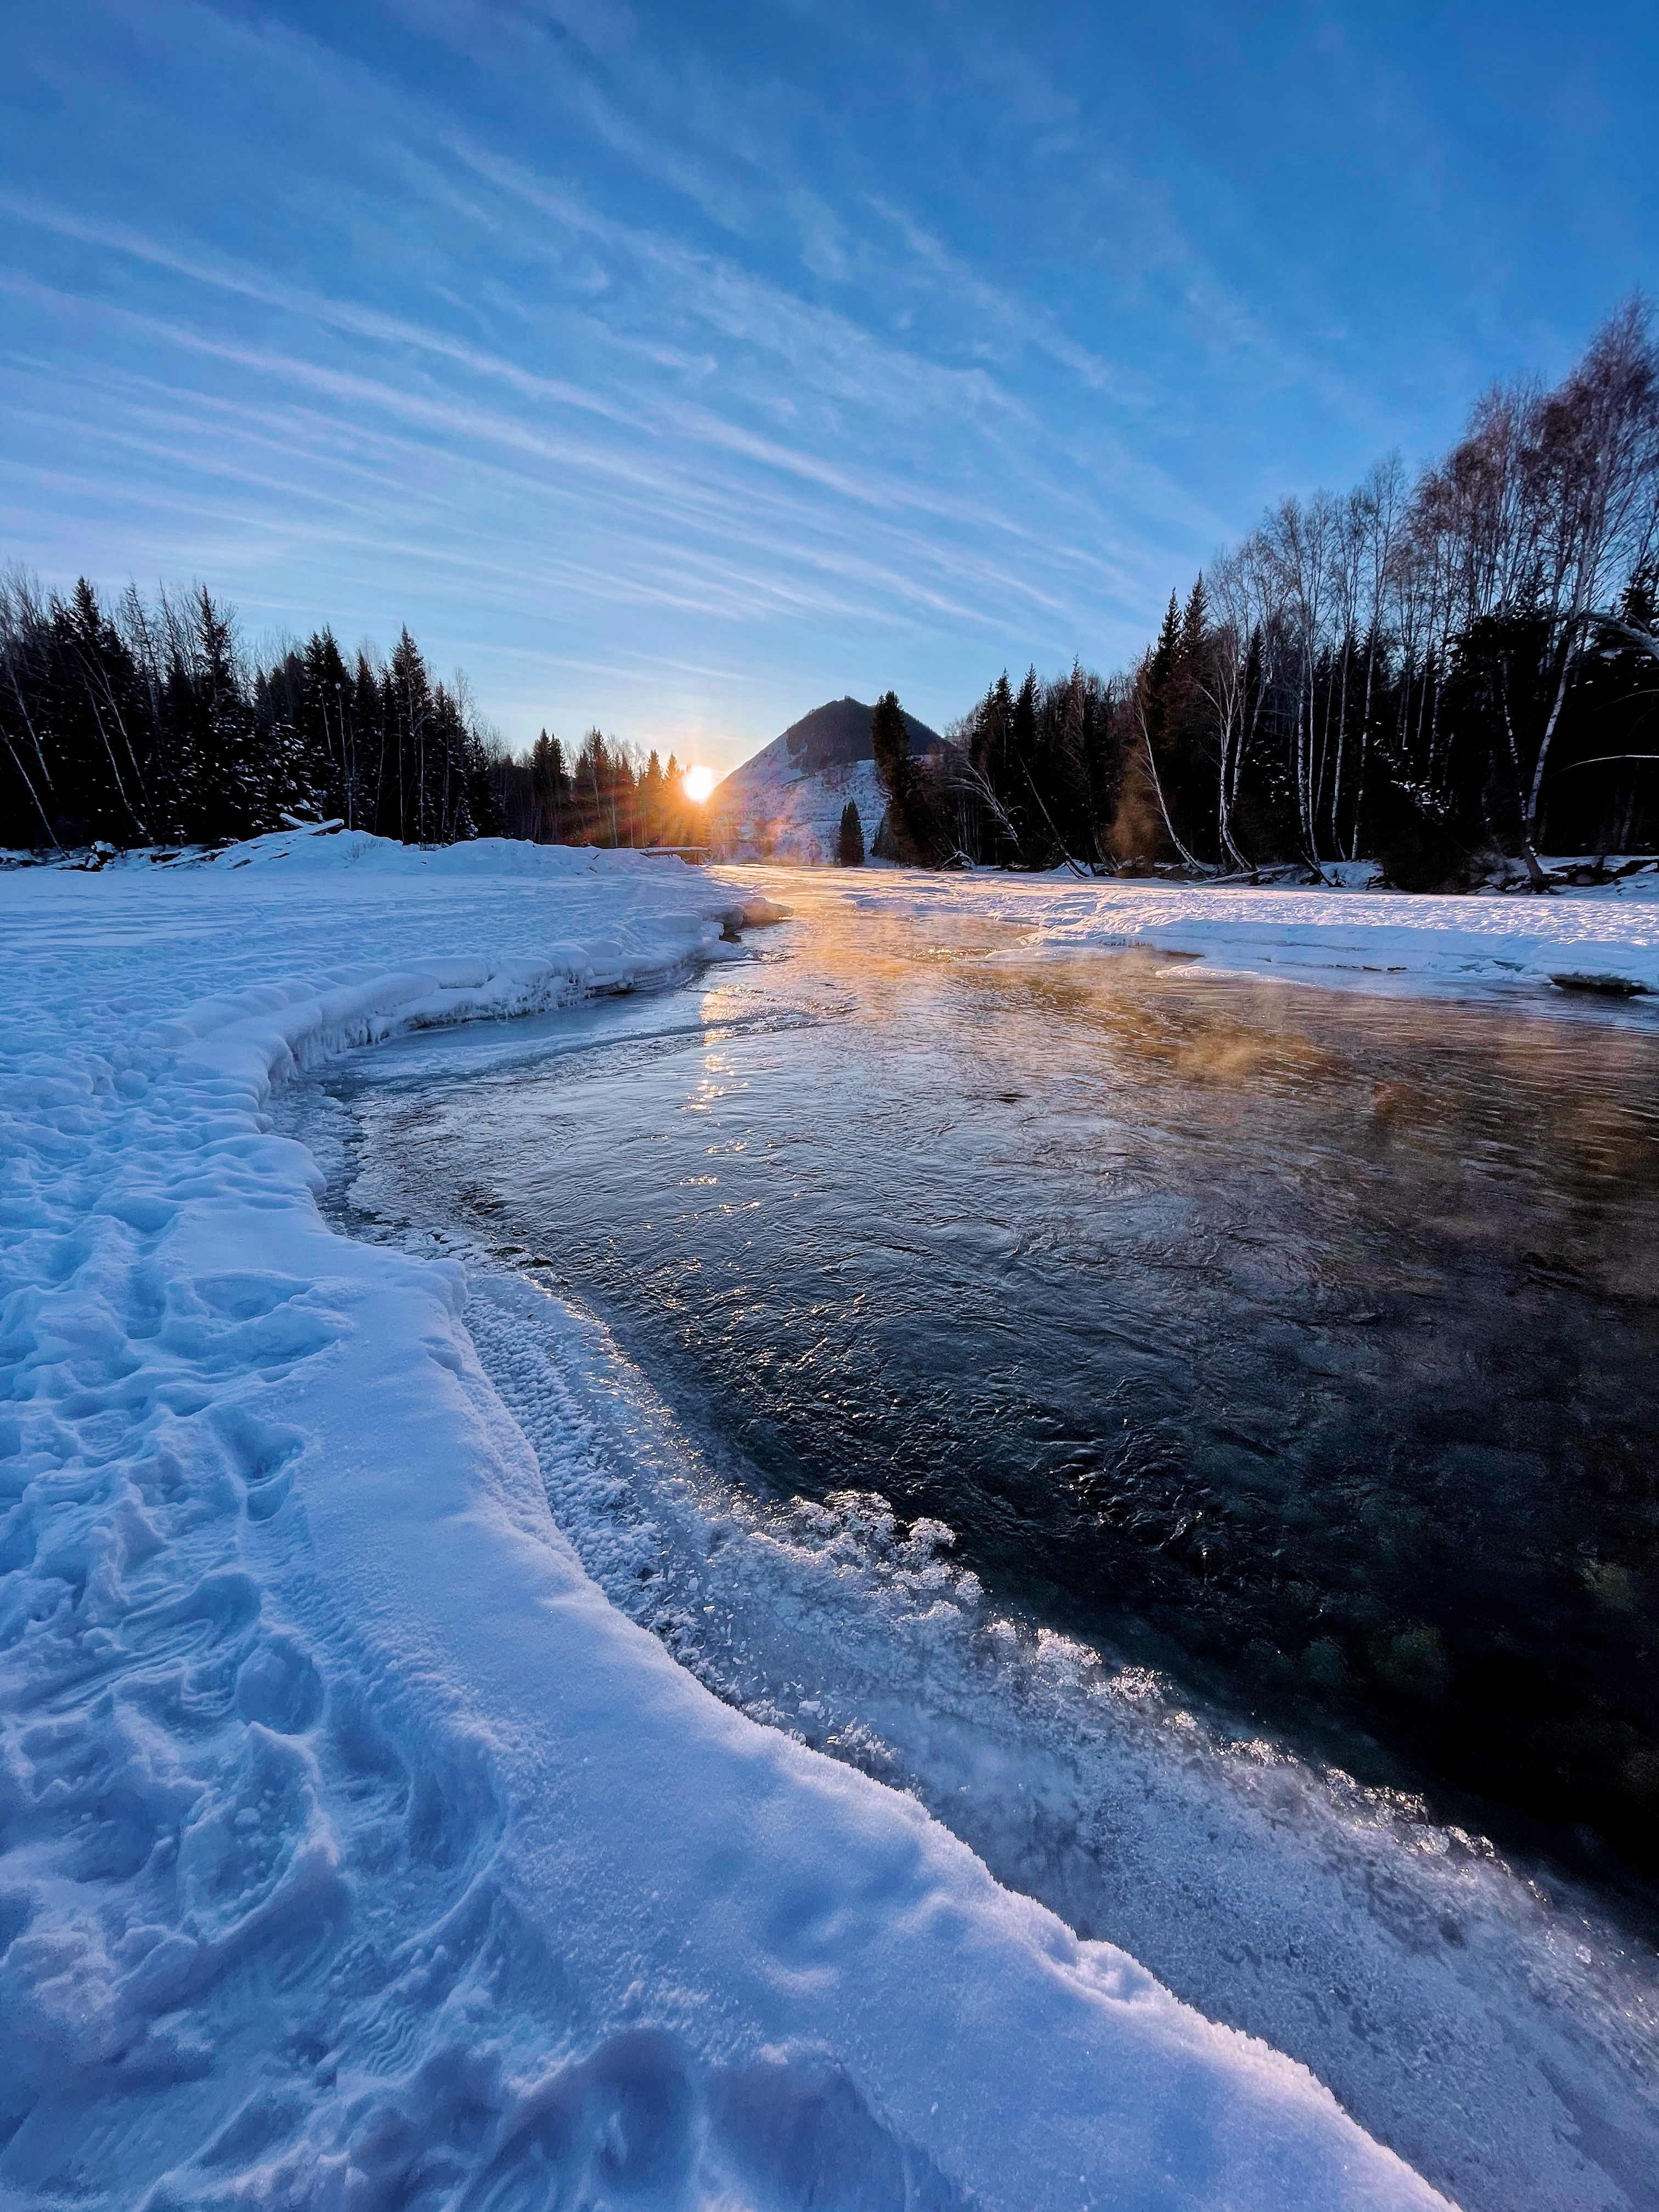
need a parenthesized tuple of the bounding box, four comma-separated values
(905, 302, 1659, 884)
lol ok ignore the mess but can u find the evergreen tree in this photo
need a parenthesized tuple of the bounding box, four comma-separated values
(837, 798, 865, 865)
(12, 296, 1656, 878)
(531, 729, 569, 842)
(1008, 668, 1042, 861)
(871, 689, 934, 862)
(161, 586, 260, 841)
(302, 627, 353, 823)
(59, 578, 153, 843)
(0, 569, 510, 853)
(640, 748, 665, 845)
(386, 627, 432, 843)
(967, 669, 1023, 860)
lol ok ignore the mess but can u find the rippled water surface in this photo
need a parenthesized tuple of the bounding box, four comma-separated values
(313, 879, 1659, 1890)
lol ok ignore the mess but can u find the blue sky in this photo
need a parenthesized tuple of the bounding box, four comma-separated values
(4, 1, 1656, 770)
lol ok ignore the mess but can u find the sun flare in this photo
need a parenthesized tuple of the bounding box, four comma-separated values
(682, 764, 715, 803)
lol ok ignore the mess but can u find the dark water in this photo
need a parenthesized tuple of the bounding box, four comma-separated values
(321, 885, 1659, 1891)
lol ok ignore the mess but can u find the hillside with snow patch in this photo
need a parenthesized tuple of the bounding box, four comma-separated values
(709, 696, 950, 862)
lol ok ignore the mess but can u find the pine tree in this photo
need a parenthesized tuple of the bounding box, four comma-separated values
(640, 748, 664, 845)
(165, 586, 260, 841)
(871, 689, 934, 862)
(1149, 591, 1181, 696)
(837, 798, 865, 865)
(389, 628, 438, 842)
(301, 627, 353, 823)
(61, 579, 152, 842)
(967, 669, 1024, 860)
(1178, 574, 1209, 668)
(530, 729, 568, 842)
(1009, 668, 1042, 861)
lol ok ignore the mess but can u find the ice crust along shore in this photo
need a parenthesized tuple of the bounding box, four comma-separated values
(438, 1262, 1659, 2212)
(4, 833, 1656, 2211)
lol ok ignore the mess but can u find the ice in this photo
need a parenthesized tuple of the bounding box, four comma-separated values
(11, 830, 1654, 2208)
(440, 1267, 1659, 2212)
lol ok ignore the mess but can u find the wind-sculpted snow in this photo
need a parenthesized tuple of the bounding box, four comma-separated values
(0, 831, 1454, 2208)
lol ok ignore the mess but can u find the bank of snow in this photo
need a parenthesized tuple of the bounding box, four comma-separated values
(798, 864, 1659, 1009)
(1, 830, 1444, 2209)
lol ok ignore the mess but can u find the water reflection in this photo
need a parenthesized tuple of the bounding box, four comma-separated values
(330, 886, 1659, 1888)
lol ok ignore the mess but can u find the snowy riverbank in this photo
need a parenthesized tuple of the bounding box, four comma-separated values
(9, 830, 1657, 2208)
(787, 861, 1659, 1009)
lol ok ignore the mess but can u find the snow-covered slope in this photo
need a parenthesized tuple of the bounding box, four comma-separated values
(709, 696, 947, 862)
(711, 752, 889, 865)
(0, 828, 1448, 2210)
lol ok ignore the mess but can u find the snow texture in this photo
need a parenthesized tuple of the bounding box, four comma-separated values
(9, 826, 1648, 2208)
(795, 862, 1659, 1007)
(441, 1270, 1659, 2212)
(706, 696, 953, 864)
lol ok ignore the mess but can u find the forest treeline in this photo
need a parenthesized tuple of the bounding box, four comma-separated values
(7, 300, 1657, 879)
(883, 301, 1659, 884)
(0, 574, 703, 855)
(0, 575, 499, 851)
(488, 730, 709, 851)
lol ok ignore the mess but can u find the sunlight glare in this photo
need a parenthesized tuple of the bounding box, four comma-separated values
(683, 764, 715, 803)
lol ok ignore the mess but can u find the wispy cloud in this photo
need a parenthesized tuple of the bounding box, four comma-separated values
(14, 0, 1635, 755)
(0, 196, 631, 425)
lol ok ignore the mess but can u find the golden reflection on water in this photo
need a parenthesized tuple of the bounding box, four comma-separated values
(699, 887, 1659, 1317)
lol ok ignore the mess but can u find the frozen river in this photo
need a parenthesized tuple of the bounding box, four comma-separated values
(287, 871, 1659, 2211)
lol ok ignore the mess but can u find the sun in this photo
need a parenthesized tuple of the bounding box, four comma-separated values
(682, 764, 715, 804)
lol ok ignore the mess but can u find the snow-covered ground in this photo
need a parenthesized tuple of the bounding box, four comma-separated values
(782, 862, 1659, 1007)
(1, 828, 1463, 2211)
(5, 830, 1657, 2209)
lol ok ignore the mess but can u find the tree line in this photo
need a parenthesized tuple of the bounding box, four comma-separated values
(0, 574, 501, 852)
(9, 301, 1655, 881)
(875, 301, 1659, 885)
(488, 729, 709, 850)
(0, 573, 712, 856)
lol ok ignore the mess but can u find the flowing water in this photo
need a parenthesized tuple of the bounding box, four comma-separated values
(285, 875, 1659, 2211)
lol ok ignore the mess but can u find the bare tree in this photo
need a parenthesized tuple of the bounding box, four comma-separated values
(1523, 300, 1659, 833)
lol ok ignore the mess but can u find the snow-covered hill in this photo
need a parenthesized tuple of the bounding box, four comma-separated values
(709, 695, 948, 862)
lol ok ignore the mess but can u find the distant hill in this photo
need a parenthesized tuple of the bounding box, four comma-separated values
(709, 697, 950, 863)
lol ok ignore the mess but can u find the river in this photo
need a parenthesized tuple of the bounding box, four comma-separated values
(283, 872, 1659, 2212)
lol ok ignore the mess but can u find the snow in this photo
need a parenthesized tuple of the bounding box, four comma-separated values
(8, 825, 1652, 2208)
(447, 1274, 1659, 2212)
(706, 696, 956, 867)
(710, 752, 890, 864)
(795, 863, 1659, 1007)
(311, 880, 1659, 2212)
